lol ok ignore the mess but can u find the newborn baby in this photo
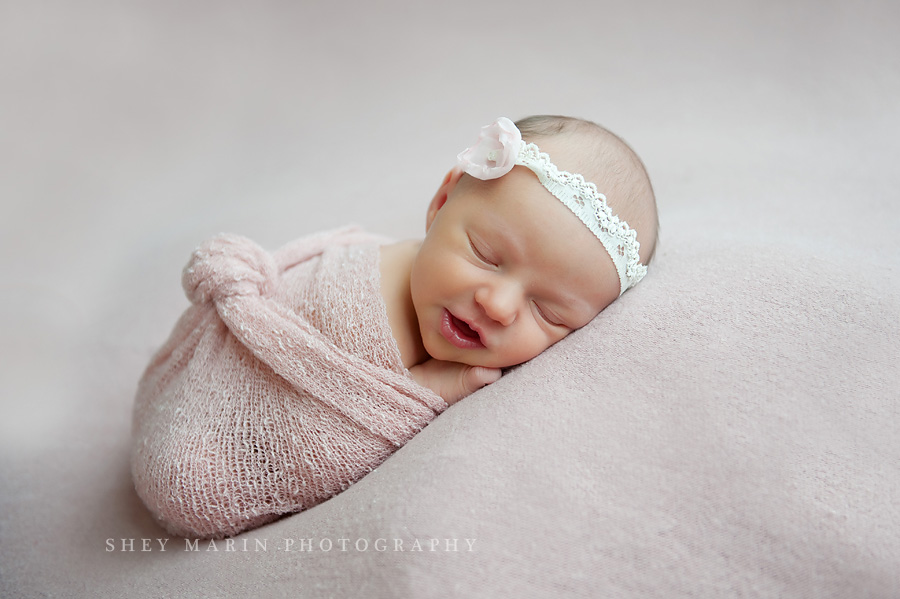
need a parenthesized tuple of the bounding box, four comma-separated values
(132, 115, 658, 538)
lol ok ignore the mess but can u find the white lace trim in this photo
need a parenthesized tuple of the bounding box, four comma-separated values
(516, 143, 647, 296)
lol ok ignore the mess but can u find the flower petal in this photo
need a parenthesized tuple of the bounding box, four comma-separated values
(456, 117, 523, 180)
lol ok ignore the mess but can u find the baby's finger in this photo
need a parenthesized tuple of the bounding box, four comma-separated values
(463, 366, 502, 395)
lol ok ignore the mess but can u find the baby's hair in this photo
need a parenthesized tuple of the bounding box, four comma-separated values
(515, 115, 659, 264)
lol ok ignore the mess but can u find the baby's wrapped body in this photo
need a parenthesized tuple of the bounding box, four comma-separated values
(132, 228, 447, 539)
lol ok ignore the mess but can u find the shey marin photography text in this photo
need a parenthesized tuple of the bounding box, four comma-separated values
(105, 537, 477, 554)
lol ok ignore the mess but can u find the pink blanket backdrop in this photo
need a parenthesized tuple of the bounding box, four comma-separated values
(2, 1, 898, 597)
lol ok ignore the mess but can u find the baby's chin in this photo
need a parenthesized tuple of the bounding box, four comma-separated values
(423, 342, 533, 370)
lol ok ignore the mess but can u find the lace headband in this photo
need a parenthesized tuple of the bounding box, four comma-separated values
(457, 117, 647, 296)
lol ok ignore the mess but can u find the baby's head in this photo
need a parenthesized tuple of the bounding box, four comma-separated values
(410, 115, 658, 369)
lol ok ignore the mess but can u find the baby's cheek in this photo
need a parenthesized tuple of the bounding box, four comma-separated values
(501, 330, 559, 367)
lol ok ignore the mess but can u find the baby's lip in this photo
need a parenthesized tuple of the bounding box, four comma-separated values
(441, 309, 486, 350)
(456, 312, 486, 345)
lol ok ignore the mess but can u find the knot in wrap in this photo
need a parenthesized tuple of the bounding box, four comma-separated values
(182, 234, 278, 305)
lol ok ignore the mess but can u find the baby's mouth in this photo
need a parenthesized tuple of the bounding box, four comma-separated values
(440, 309, 484, 350)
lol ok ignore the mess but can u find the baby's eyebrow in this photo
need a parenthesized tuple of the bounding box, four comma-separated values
(547, 288, 597, 325)
(486, 223, 522, 261)
(551, 295, 582, 322)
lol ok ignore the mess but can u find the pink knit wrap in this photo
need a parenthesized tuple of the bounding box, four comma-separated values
(131, 227, 447, 539)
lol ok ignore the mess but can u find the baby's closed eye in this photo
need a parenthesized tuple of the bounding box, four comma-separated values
(468, 235, 497, 267)
(533, 301, 567, 328)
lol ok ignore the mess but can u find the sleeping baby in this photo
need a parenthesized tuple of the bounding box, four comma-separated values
(131, 115, 659, 538)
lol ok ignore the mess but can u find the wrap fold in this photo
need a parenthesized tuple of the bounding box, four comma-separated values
(132, 227, 446, 538)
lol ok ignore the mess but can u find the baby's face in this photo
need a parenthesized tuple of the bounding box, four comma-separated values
(410, 166, 620, 369)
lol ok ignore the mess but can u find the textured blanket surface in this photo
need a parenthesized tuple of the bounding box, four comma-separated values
(1, 0, 898, 597)
(132, 228, 445, 538)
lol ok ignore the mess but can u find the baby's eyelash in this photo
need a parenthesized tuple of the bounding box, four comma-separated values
(469, 237, 496, 266)
(534, 302, 565, 328)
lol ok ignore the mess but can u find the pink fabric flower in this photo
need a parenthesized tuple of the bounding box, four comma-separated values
(456, 117, 523, 180)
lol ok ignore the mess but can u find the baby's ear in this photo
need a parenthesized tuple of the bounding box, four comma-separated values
(426, 167, 464, 231)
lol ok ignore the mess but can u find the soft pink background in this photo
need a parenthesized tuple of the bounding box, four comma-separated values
(1, 1, 898, 597)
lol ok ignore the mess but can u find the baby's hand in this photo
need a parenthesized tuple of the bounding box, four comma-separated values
(409, 359, 502, 405)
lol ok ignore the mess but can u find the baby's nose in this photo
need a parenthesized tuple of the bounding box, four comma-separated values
(475, 282, 519, 327)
